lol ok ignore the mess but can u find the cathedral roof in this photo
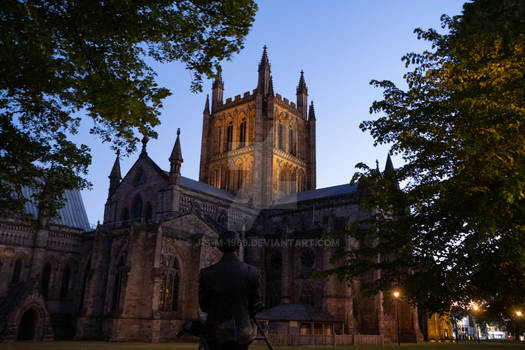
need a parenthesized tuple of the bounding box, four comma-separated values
(21, 186, 91, 231)
(161, 171, 237, 202)
(256, 303, 342, 322)
(274, 183, 358, 205)
(179, 176, 236, 201)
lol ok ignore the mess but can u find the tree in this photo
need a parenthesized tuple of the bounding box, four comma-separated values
(327, 0, 525, 316)
(0, 0, 257, 220)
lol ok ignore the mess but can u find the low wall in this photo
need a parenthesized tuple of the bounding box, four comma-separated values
(255, 333, 384, 346)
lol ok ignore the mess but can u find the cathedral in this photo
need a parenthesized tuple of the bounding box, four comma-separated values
(0, 48, 450, 345)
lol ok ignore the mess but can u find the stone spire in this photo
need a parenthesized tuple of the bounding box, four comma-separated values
(308, 101, 316, 121)
(108, 151, 121, 197)
(384, 153, 394, 173)
(268, 75, 274, 97)
(257, 45, 272, 96)
(260, 45, 269, 66)
(212, 71, 224, 112)
(297, 70, 308, 94)
(204, 94, 210, 115)
(297, 70, 308, 119)
(169, 128, 183, 185)
(307, 100, 317, 190)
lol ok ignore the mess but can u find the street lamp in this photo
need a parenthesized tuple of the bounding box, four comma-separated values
(516, 311, 523, 342)
(393, 291, 401, 346)
(472, 304, 481, 343)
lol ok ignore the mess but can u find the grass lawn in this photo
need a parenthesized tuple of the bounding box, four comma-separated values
(1, 341, 525, 350)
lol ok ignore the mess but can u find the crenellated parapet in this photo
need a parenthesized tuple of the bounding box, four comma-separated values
(213, 90, 257, 113)
(274, 94, 304, 116)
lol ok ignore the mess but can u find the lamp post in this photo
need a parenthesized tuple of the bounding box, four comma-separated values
(516, 311, 522, 342)
(472, 304, 480, 343)
(393, 291, 400, 346)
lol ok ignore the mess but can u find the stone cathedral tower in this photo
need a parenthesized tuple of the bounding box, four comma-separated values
(199, 47, 317, 207)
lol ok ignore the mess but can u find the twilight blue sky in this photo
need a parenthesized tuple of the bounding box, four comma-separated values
(77, 0, 466, 225)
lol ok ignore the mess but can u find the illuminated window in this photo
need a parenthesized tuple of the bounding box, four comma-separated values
(278, 123, 284, 150)
(159, 256, 180, 312)
(239, 118, 247, 147)
(289, 125, 296, 155)
(226, 121, 233, 151)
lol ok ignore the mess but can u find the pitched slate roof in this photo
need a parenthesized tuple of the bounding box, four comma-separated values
(256, 303, 342, 322)
(21, 187, 91, 231)
(274, 183, 358, 205)
(161, 170, 236, 202)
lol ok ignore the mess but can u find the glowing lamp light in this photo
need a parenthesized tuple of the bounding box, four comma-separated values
(472, 304, 479, 311)
(517, 311, 523, 317)
(393, 291, 400, 298)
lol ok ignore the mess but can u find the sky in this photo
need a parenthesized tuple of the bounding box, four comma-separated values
(76, 0, 466, 226)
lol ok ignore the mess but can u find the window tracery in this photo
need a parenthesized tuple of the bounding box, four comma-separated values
(159, 254, 180, 312)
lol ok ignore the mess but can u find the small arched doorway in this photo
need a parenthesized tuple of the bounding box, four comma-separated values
(17, 308, 36, 340)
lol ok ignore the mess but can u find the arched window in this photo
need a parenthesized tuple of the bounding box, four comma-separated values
(226, 121, 233, 151)
(239, 117, 247, 147)
(144, 202, 153, 222)
(159, 255, 180, 312)
(41, 263, 51, 298)
(278, 123, 284, 150)
(215, 169, 220, 188)
(220, 168, 227, 190)
(112, 254, 126, 312)
(289, 124, 296, 155)
(79, 259, 91, 311)
(121, 208, 129, 225)
(134, 168, 146, 186)
(60, 265, 71, 298)
(237, 163, 244, 190)
(133, 197, 143, 222)
(215, 126, 222, 153)
(11, 259, 22, 283)
(297, 171, 305, 192)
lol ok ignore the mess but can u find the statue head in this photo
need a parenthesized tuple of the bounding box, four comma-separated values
(218, 231, 241, 253)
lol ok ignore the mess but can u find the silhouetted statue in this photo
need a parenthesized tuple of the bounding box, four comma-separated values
(199, 231, 262, 350)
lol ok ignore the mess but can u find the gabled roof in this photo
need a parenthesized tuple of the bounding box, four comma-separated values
(21, 187, 91, 231)
(180, 175, 236, 201)
(274, 183, 358, 205)
(256, 303, 342, 322)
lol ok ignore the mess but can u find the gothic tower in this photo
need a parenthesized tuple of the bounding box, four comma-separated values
(199, 47, 317, 207)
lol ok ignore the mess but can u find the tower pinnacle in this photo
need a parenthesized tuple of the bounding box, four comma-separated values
(297, 70, 308, 93)
(260, 45, 269, 66)
(169, 128, 183, 185)
(308, 101, 316, 121)
(108, 150, 122, 197)
(297, 70, 308, 118)
(204, 94, 210, 115)
(257, 46, 271, 96)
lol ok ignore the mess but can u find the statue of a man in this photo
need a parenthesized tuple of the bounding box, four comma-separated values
(199, 231, 262, 350)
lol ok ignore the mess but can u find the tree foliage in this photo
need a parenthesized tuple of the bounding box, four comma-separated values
(0, 0, 257, 220)
(328, 0, 525, 317)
